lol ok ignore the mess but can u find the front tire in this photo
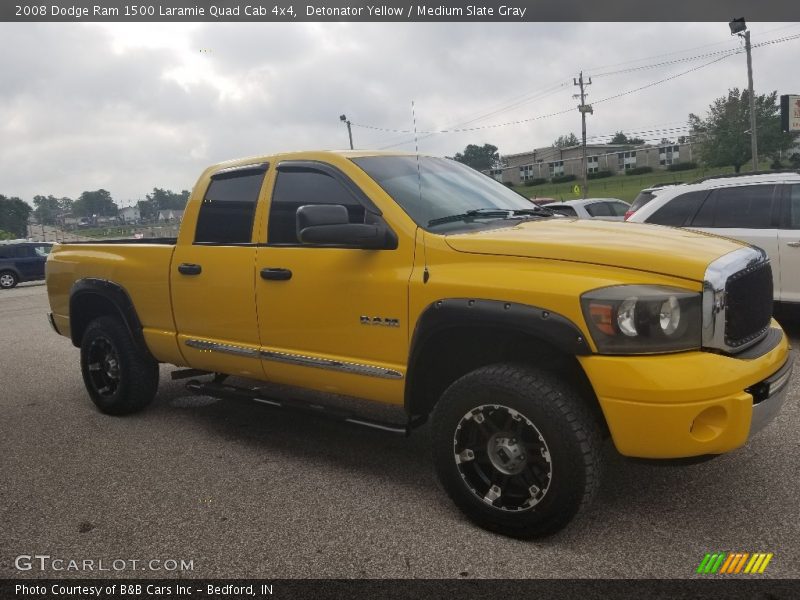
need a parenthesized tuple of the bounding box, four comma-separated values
(431, 363, 603, 538)
(0, 271, 18, 289)
(80, 316, 159, 415)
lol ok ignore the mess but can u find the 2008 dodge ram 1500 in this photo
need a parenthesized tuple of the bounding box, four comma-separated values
(46, 151, 793, 537)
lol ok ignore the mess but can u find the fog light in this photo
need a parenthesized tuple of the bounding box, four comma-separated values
(690, 406, 728, 442)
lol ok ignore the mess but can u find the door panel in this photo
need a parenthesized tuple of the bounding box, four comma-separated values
(688, 185, 780, 299)
(172, 245, 262, 376)
(255, 162, 413, 404)
(170, 163, 267, 377)
(778, 184, 800, 302)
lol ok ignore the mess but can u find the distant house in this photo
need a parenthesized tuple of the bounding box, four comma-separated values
(483, 141, 698, 185)
(157, 209, 184, 222)
(118, 207, 140, 223)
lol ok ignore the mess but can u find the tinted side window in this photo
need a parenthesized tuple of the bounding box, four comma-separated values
(690, 185, 775, 229)
(787, 185, 800, 229)
(268, 167, 366, 245)
(194, 166, 266, 244)
(585, 202, 611, 217)
(0, 247, 11, 259)
(608, 202, 629, 217)
(629, 191, 655, 212)
(648, 191, 707, 226)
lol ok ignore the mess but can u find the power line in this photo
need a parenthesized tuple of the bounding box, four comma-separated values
(353, 54, 731, 137)
(353, 29, 799, 148)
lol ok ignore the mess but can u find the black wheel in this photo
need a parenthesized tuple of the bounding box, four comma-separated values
(0, 271, 18, 289)
(80, 316, 159, 415)
(432, 363, 603, 538)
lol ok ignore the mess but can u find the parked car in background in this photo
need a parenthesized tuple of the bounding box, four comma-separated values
(627, 171, 800, 303)
(0, 242, 53, 289)
(543, 198, 629, 221)
(624, 183, 684, 220)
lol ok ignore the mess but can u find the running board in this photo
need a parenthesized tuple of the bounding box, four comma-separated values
(185, 379, 425, 436)
(171, 368, 213, 381)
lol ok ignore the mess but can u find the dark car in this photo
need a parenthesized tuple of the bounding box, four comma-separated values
(0, 242, 53, 289)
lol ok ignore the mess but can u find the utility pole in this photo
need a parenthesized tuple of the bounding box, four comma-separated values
(744, 30, 758, 170)
(574, 72, 592, 199)
(339, 114, 354, 150)
(730, 18, 758, 170)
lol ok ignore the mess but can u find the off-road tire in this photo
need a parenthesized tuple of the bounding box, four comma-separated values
(0, 271, 18, 289)
(431, 363, 603, 538)
(80, 316, 159, 415)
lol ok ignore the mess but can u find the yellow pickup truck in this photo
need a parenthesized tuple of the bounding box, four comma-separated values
(46, 151, 793, 538)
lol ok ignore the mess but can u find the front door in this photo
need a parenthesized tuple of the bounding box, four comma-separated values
(689, 184, 781, 298)
(254, 160, 414, 405)
(171, 163, 268, 377)
(778, 183, 800, 303)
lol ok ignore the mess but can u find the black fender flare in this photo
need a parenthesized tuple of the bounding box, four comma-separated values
(405, 298, 592, 412)
(69, 278, 153, 360)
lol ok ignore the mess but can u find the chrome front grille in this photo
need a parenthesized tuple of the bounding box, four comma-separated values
(702, 246, 772, 354)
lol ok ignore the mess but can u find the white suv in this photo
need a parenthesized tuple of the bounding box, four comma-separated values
(627, 172, 800, 303)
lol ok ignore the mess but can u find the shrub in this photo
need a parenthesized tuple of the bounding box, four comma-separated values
(503, 181, 515, 188)
(625, 166, 653, 175)
(667, 161, 698, 172)
(524, 177, 547, 186)
(587, 170, 613, 180)
(551, 174, 577, 184)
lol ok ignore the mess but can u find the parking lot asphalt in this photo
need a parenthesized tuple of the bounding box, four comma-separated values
(1, 282, 798, 579)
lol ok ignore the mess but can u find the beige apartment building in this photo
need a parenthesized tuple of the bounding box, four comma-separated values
(486, 141, 696, 185)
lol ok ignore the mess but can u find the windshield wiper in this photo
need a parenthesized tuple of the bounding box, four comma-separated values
(510, 207, 554, 216)
(428, 208, 514, 227)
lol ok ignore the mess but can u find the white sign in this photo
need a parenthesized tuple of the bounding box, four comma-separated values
(789, 95, 800, 132)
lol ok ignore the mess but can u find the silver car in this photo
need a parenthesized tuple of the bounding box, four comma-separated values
(543, 198, 630, 221)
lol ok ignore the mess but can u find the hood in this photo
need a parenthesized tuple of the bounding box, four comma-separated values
(444, 219, 747, 281)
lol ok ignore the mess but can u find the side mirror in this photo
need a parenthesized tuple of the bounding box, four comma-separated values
(296, 204, 397, 250)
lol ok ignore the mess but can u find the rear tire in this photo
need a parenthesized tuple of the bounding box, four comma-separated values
(431, 363, 603, 538)
(0, 271, 18, 289)
(80, 316, 159, 415)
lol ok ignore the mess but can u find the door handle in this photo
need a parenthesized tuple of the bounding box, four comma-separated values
(178, 263, 202, 275)
(787, 241, 800, 248)
(260, 268, 292, 281)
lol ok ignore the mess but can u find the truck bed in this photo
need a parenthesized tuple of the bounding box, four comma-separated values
(46, 241, 178, 360)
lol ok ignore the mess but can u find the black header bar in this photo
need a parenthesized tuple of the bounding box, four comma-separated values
(2, 0, 799, 22)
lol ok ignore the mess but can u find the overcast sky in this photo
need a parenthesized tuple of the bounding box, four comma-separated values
(1, 21, 798, 206)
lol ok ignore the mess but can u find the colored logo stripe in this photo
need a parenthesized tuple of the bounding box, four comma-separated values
(698, 552, 773, 574)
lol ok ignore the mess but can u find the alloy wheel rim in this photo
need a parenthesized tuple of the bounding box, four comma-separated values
(0, 274, 13, 287)
(453, 404, 552, 512)
(86, 336, 121, 397)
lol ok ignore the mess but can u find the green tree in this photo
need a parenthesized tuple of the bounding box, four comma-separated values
(553, 133, 579, 148)
(59, 197, 74, 215)
(689, 88, 798, 173)
(610, 131, 644, 145)
(0, 195, 32, 237)
(32, 195, 62, 226)
(73, 189, 118, 218)
(137, 188, 190, 220)
(451, 144, 501, 171)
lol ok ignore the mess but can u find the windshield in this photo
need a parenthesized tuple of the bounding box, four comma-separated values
(352, 156, 541, 232)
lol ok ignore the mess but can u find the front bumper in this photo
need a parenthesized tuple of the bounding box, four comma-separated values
(578, 321, 793, 459)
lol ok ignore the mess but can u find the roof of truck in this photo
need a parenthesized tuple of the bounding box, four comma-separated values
(206, 149, 418, 173)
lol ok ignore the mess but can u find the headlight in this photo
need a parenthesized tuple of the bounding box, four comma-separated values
(580, 285, 701, 353)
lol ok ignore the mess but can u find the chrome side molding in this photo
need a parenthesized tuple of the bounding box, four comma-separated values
(184, 339, 403, 380)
